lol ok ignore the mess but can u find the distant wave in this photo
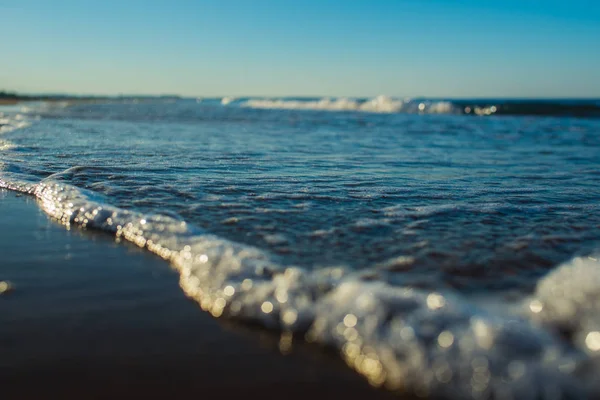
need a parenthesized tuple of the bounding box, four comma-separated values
(0, 112, 32, 134)
(221, 96, 236, 105)
(242, 96, 600, 117)
(243, 96, 456, 114)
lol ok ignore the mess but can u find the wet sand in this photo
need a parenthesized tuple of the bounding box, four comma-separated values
(0, 190, 396, 399)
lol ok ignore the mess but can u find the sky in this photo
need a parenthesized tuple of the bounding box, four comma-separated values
(1, 0, 599, 98)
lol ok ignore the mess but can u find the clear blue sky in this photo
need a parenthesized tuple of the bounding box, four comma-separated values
(1, 0, 599, 98)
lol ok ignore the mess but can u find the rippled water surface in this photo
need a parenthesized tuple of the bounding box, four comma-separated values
(3, 100, 600, 292)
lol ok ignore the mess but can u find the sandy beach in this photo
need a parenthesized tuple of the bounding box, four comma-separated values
(0, 190, 395, 400)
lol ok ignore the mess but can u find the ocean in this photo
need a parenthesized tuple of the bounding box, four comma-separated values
(1, 96, 600, 398)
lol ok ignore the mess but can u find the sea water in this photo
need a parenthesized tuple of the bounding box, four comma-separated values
(1, 97, 600, 399)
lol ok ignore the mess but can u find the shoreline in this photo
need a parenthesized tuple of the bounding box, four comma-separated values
(0, 190, 396, 399)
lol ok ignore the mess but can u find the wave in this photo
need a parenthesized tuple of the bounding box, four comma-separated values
(243, 96, 403, 113)
(243, 96, 456, 114)
(221, 97, 236, 105)
(1, 173, 599, 398)
(0, 112, 32, 134)
(241, 96, 600, 117)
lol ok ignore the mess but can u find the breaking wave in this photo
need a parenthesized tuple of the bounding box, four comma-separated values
(0, 112, 32, 134)
(242, 96, 600, 117)
(243, 96, 455, 114)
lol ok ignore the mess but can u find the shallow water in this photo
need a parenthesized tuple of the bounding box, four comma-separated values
(2, 98, 600, 399)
